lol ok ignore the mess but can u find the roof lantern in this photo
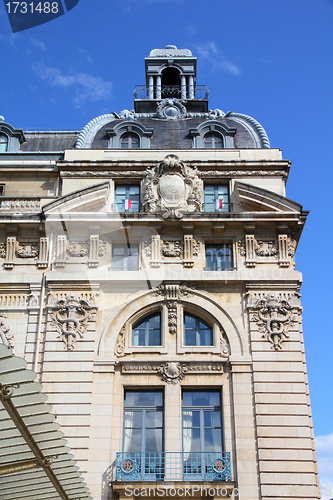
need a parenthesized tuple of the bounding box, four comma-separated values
(134, 45, 208, 113)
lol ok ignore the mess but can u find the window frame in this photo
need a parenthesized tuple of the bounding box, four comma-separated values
(120, 132, 140, 150)
(177, 305, 223, 355)
(205, 243, 234, 271)
(121, 305, 168, 354)
(203, 132, 223, 149)
(111, 242, 140, 271)
(204, 183, 230, 213)
(0, 133, 9, 152)
(114, 183, 140, 213)
(183, 312, 213, 347)
(132, 312, 162, 347)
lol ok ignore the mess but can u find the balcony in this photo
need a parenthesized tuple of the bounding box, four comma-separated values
(115, 451, 232, 482)
(134, 85, 209, 100)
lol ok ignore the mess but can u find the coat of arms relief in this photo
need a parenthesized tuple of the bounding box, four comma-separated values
(143, 154, 202, 218)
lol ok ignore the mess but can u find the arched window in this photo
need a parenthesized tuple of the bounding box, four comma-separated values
(161, 67, 181, 98)
(0, 134, 8, 152)
(132, 312, 161, 346)
(204, 132, 223, 149)
(120, 132, 140, 149)
(184, 313, 213, 346)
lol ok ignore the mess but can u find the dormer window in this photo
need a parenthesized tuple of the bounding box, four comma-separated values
(120, 132, 140, 149)
(106, 121, 153, 149)
(204, 132, 223, 149)
(0, 134, 8, 152)
(189, 121, 237, 149)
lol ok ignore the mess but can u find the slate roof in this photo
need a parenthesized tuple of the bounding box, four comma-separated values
(20, 132, 79, 152)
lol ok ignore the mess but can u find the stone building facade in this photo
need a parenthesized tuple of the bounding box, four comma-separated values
(0, 46, 319, 500)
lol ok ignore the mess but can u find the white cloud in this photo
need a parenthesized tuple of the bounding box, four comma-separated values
(195, 41, 241, 76)
(315, 433, 333, 498)
(30, 38, 47, 51)
(32, 63, 113, 108)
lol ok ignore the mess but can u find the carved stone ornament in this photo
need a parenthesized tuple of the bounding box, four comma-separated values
(255, 240, 278, 258)
(155, 282, 196, 335)
(0, 243, 6, 259)
(237, 240, 246, 256)
(51, 293, 96, 351)
(287, 237, 296, 257)
(67, 241, 89, 258)
(162, 241, 183, 258)
(0, 314, 15, 351)
(115, 325, 126, 357)
(143, 154, 202, 218)
(157, 362, 188, 384)
(220, 330, 230, 358)
(156, 99, 187, 120)
(15, 243, 39, 259)
(250, 292, 298, 350)
(98, 240, 107, 257)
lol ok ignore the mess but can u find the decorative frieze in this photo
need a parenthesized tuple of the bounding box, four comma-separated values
(122, 362, 224, 383)
(248, 291, 300, 350)
(67, 241, 89, 258)
(51, 293, 97, 351)
(162, 241, 183, 258)
(16, 242, 39, 259)
(238, 235, 295, 267)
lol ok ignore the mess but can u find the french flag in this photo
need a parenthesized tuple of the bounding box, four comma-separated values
(123, 199, 132, 210)
(215, 198, 223, 210)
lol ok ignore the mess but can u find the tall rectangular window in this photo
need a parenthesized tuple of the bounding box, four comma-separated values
(123, 391, 164, 480)
(205, 244, 233, 271)
(112, 244, 139, 271)
(204, 184, 229, 212)
(115, 184, 140, 212)
(182, 391, 222, 478)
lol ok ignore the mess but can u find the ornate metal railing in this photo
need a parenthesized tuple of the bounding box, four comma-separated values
(0, 197, 41, 212)
(134, 85, 209, 100)
(115, 451, 232, 482)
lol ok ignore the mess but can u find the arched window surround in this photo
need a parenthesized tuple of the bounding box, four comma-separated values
(177, 305, 223, 354)
(122, 304, 168, 355)
(106, 121, 153, 149)
(189, 121, 237, 149)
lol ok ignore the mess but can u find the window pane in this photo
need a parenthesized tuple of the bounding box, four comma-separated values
(0, 134, 8, 152)
(115, 184, 140, 212)
(204, 428, 222, 451)
(204, 184, 229, 212)
(182, 410, 200, 427)
(205, 244, 233, 270)
(125, 391, 163, 408)
(146, 428, 163, 452)
(124, 410, 142, 428)
(146, 410, 163, 428)
(182, 391, 220, 407)
(132, 313, 161, 346)
(184, 313, 213, 346)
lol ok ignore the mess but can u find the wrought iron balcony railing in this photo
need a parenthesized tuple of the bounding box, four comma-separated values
(134, 85, 209, 100)
(115, 451, 232, 482)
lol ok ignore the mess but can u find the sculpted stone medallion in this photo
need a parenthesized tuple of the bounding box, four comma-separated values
(159, 174, 185, 205)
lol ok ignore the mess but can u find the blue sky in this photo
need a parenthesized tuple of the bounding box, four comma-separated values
(1, 0, 333, 492)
